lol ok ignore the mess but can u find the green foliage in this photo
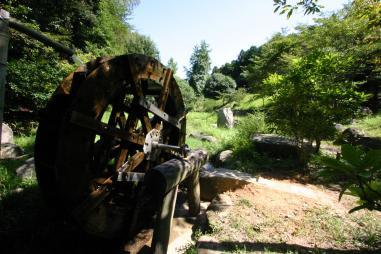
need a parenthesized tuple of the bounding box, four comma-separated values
(243, 33, 300, 94)
(230, 112, 268, 158)
(124, 32, 159, 58)
(3, 0, 159, 119)
(176, 77, 197, 111)
(219, 88, 247, 107)
(186, 40, 211, 95)
(264, 50, 365, 151)
(204, 73, 237, 98)
(167, 57, 178, 74)
(319, 144, 381, 213)
(216, 46, 261, 89)
(273, 0, 322, 18)
(6, 57, 74, 112)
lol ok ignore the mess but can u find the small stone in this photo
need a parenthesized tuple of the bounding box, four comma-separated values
(16, 157, 35, 179)
(0, 143, 24, 159)
(190, 132, 217, 142)
(217, 150, 233, 164)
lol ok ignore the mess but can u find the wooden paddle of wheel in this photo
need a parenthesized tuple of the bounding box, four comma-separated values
(34, 54, 186, 240)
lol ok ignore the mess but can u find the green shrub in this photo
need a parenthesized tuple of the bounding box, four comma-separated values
(204, 73, 237, 98)
(219, 88, 247, 107)
(176, 77, 197, 111)
(230, 112, 268, 157)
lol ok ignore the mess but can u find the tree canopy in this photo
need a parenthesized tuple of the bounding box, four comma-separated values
(2, 0, 159, 115)
(186, 40, 211, 95)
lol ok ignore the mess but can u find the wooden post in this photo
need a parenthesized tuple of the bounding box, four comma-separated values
(146, 150, 207, 253)
(151, 185, 178, 254)
(0, 10, 9, 156)
(186, 169, 201, 216)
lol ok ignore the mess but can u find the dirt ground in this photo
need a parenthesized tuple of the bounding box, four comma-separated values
(199, 177, 381, 253)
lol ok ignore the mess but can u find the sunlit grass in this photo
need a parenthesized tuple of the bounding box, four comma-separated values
(352, 113, 381, 138)
(186, 111, 236, 155)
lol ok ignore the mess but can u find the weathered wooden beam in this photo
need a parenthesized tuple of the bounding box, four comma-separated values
(146, 150, 208, 254)
(0, 10, 9, 155)
(152, 185, 178, 254)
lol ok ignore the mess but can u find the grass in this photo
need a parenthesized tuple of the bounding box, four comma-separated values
(186, 111, 236, 155)
(233, 94, 271, 111)
(0, 133, 36, 200)
(352, 113, 381, 137)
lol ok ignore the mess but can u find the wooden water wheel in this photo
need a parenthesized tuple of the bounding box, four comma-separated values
(34, 54, 187, 238)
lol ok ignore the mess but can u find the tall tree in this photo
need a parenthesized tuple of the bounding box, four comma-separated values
(166, 57, 178, 74)
(186, 40, 211, 95)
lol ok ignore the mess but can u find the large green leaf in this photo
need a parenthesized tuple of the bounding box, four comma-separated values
(341, 144, 364, 168)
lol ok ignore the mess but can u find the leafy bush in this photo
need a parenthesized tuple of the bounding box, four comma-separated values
(204, 73, 237, 98)
(230, 112, 268, 157)
(176, 77, 196, 111)
(319, 144, 381, 213)
(219, 88, 247, 107)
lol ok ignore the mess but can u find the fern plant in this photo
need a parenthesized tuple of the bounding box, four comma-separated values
(319, 144, 381, 213)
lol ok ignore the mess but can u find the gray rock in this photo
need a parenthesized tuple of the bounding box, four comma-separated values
(217, 108, 234, 128)
(16, 157, 35, 179)
(217, 150, 233, 164)
(1, 123, 14, 144)
(337, 128, 381, 150)
(360, 106, 373, 116)
(201, 162, 214, 171)
(252, 134, 299, 159)
(200, 167, 252, 201)
(0, 143, 24, 159)
(334, 123, 345, 132)
(190, 132, 217, 142)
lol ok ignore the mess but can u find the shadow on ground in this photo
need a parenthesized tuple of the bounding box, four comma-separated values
(198, 240, 381, 254)
(0, 186, 123, 254)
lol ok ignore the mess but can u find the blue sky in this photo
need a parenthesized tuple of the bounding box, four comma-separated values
(131, 0, 349, 78)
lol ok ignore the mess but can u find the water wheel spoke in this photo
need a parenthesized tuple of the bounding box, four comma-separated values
(139, 110, 153, 133)
(157, 68, 172, 110)
(70, 111, 144, 146)
(122, 151, 145, 173)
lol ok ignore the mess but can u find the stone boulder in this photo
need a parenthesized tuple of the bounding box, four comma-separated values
(336, 127, 381, 150)
(218, 150, 233, 164)
(252, 134, 299, 159)
(1, 123, 14, 144)
(16, 157, 35, 179)
(190, 132, 217, 143)
(217, 108, 234, 128)
(0, 143, 24, 159)
(200, 164, 252, 201)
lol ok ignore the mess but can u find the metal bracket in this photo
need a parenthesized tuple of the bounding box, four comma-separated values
(137, 97, 181, 129)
